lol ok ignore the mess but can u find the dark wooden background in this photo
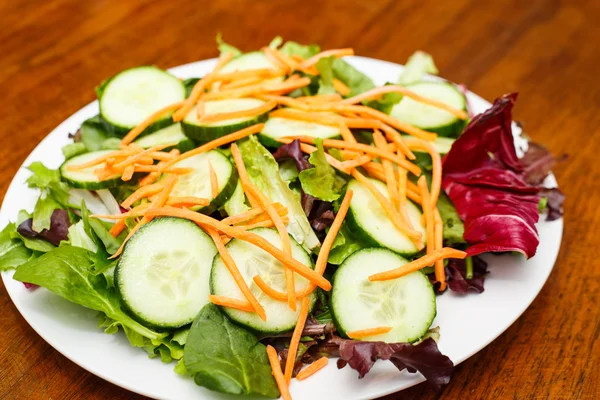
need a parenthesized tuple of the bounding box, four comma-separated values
(1, 0, 598, 399)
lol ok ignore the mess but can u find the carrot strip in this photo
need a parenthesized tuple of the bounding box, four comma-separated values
(338, 123, 357, 144)
(418, 176, 434, 257)
(347, 326, 392, 339)
(220, 76, 264, 90)
(337, 154, 373, 169)
(263, 47, 299, 71)
(66, 151, 126, 171)
(300, 48, 354, 69)
(121, 165, 135, 181)
(148, 151, 176, 161)
(397, 168, 415, 230)
(109, 219, 144, 258)
(203, 77, 312, 101)
(286, 136, 421, 176)
(236, 215, 289, 231)
(352, 169, 423, 244)
(221, 206, 265, 225)
(284, 297, 311, 384)
(121, 183, 164, 209)
(341, 85, 469, 119)
(275, 138, 349, 173)
(113, 143, 177, 170)
(369, 247, 467, 282)
(199, 100, 277, 124)
(213, 68, 283, 83)
(378, 122, 416, 160)
(252, 275, 313, 302)
(195, 99, 205, 119)
(245, 203, 287, 225)
(121, 103, 184, 145)
(208, 295, 255, 313)
(165, 196, 210, 207)
(405, 138, 442, 207)
(230, 143, 261, 209)
(262, 47, 292, 72)
(92, 204, 151, 220)
(296, 357, 329, 381)
(332, 78, 350, 96)
(433, 209, 447, 291)
(208, 160, 219, 199)
(109, 220, 126, 237)
(373, 130, 400, 211)
(132, 165, 193, 174)
(295, 93, 343, 103)
(163, 123, 264, 169)
(142, 207, 331, 290)
(266, 345, 292, 400)
(269, 108, 343, 126)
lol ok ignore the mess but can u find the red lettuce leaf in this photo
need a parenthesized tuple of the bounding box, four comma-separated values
(446, 257, 488, 294)
(17, 209, 70, 246)
(272, 139, 310, 172)
(442, 93, 542, 258)
(540, 188, 565, 221)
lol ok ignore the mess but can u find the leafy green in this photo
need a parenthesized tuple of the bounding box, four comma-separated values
(184, 304, 279, 398)
(183, 78, 201, 97)
(67, 220, 97, 252)
(239, 136, 320, 250)
(437, 191, 465, 245)
(398, 50, 438, 85)
(331, 59, 376, 97)
(299, 139, 344, 201)
(101, 138, 122, 150)
(0, 223, 33, 271)
(364, 83, 404, 114)
(216, 33, 242, 57)
(174, 358, 189, 376)
(12, 210, 56, 253)
(80, 115, 114, 151)
(327, 223, 363, 265)
(26, 162, 70, 232)
(280, 41, 320, 59)
(61, 142, 87, 160)
(268, 36, 283, 49)
(316, 56, 336, 95)
(13, 245, 165, 341)
(223, 180, 251, 217)
(278, 159, 300, 185)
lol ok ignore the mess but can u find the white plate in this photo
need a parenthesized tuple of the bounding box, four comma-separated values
(1, 56, 563, 400)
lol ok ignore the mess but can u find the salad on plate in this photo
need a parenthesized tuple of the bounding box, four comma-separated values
(0, 36, 564, 399)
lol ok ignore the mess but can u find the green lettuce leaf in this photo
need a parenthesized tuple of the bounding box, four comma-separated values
(26, 162, 70, 232)
(0, 223, 33, 271)
(331, 59, 375, 97)
(268, 36, 283, 49)
(299, 139, 344, 201)
(81, 115, 114, 151)
(398, 50, 438, 85)
(184, 304, 279, 398)
(61, 142, 87, 160)
(280, 41, 320, 59)
(437, 191, 465, 245)
(327, 223, 363, 265)
(13, 245, 165, 341)
(222, 180, 250, 217)
(316, 56, 336, 95)
(239, 136, 320, 250)
(216, 33, 242, 57)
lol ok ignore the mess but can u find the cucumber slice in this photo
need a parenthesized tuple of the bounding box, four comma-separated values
(182, 99, 269, 144)
(133, 123, 194, 152)
(403, 135, 455, 155)
(345, 178, 426, 256)
(331, 248, 436, 343)
(219, 51, 280, 74)
(390, 81, 467, 138)
(60, 150, 124, 189)
(210, 227, 317, 334)
(169, 150, 237, 214)
(99, 66, 186, 136)
(116, 217, 217, 328)
(259, 111, 341, 148)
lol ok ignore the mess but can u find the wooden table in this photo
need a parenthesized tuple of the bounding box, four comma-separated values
(0, 0, 598, 398)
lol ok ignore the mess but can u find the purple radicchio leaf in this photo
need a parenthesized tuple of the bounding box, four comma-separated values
(445, 256, 489, 294)
(540, 187, 565, 221)
(17, 209, 70, 246)
(336, 338, 454, 391)
(272, 140, 310, 172)
(520, 142, 558, 185)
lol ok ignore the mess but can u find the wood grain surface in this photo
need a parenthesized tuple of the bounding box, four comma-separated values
(0, 0, 598, 399)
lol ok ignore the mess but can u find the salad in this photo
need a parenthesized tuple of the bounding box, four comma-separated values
(0, 35, 564, 399)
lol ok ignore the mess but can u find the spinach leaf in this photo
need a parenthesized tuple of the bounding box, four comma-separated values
(184, 304, 279, 398)
(331, 58, 376, 97)
(280, 41, 320, 59)
(26, 162, 70, 232)
(299, 139, 344, 201)
(316, 56, 336, 95)
(0, 223, 33, 271)
(80, 115, 115, 151)
(13, 245, 164, 341)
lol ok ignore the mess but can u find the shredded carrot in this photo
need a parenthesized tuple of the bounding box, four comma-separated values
(337, 154, 373, 169)
(262, 47, 292, 73)
(360, 162, 422, 203)
(109, 220, 126, 238)
(338, 122, 357, 143)
(206, 227, 267, 321)
(269, 108, 343, 126)
(236, 215, 289, 231)
(213, 68, 284, 83)
(199, 100, 277, 124)
(369, 247, 467, 282)
(377, 122, 416, 160)
(347, 326, 392, 339)
(121, 102, 184, 145)
(433, 209, 447, 291)
(405, 138, 442, 207)
(263, 47, 299, 71)
(230, 143, 261, 208)
(220, 76, 265, 90)
(195, 99, 205, 119)
(290, 54, 304, 63)
(284, 297, 311, 384)
(113, 143, 177, 170)
(300, 48, 354, 69)
(275, 138, 349, 173)
(296, 357, 329, 381)
(373, 130, 400, 211)
(203, 77, 311, 101)
(148, 151, 176, 161)
(397, 168, 415, 230)
(266, 345, 292, 400)
(332, 78, 350, 96)
(352, 169, 423, 244)
(286, 136, 421, 176)
(121, 183, 164, 209)
(341, 85, 469, 119)
(208, 295, 255, 313)
(245, 203, 287, 225)
(252, 275, 313, 302)
(109, 219, 144, 258)
(221, 205, 265, 225)
(142, 207, 331, 290)
(132, 165, 193, 174)
(92, 204, 150, 220)
(207, 160, 219, 199)
(66, 151, 124, 171)
(418, 176, 434, 257)
(162, 123, 264, 169)
(295, 93, 343, 103)
(165, 196, 210, 207)
(121, 165, 135, 181)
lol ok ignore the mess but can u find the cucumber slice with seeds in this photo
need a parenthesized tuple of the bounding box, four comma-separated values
(99, 66, 186, 136)
(115, 217, 217, 328)
(390, 81, 467, 138)
(133, 123, 194, 151)
(344, 178, 426, 256)
(331, 248, 436, 343)
(60, 150, 124, 189)
(259, 111, 341, 148)
(182, 98, 269, 144)
(210, 227, 317, 334)
(169, 150, 237, 214)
